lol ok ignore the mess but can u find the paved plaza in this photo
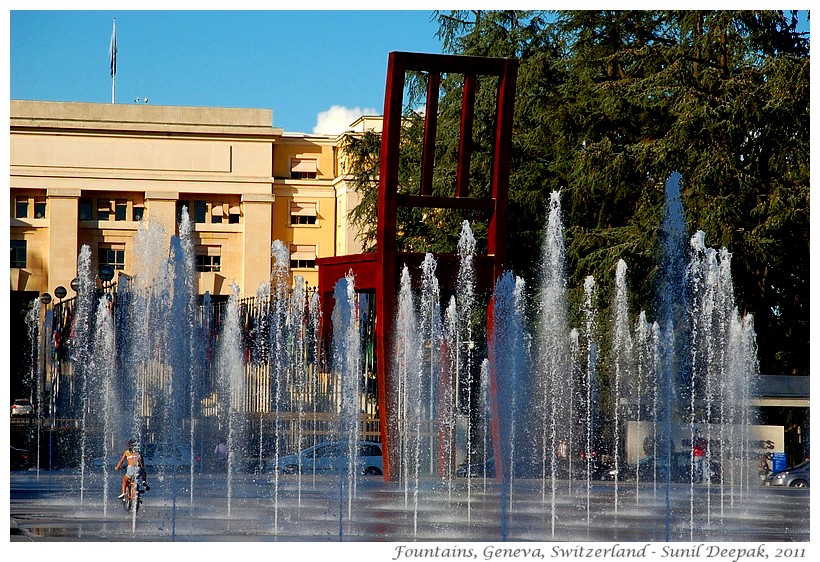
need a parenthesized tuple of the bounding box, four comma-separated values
(9, 470, 810, 543)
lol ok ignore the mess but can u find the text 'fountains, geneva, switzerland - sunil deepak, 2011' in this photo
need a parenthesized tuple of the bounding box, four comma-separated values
(18, 52, 795, 542)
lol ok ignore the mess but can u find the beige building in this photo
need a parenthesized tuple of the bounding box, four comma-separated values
(10, 100, 374, 299)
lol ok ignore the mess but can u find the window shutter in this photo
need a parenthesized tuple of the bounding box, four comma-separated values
(291, 158, 318, 174)
(290, 201, 317, 216)
(290, 244, 316, 260)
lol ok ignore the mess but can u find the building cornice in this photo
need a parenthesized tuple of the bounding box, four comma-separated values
(10, 100, 283, 139)
(11, 167, 275, 186)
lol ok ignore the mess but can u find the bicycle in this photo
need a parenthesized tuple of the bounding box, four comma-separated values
(121, 472, 144, 513)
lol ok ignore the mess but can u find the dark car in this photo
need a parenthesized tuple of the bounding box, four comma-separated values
(766, 460, 809, 488)
(607, 452, 721, 484)
(456, 455, 610, 480)
(456, 457, 496, 478)
(11, 446, 31, 470)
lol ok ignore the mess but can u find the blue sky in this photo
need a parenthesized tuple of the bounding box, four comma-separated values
(9, 8, 811, 135)
(9, 9, 444, 134)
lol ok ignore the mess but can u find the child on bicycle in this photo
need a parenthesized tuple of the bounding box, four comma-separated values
(115, 438, 149, 498)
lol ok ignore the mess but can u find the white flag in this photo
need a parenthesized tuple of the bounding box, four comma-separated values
(109, 19, 117, 78)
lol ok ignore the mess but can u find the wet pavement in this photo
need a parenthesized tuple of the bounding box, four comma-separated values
(9, 469, 810, 543)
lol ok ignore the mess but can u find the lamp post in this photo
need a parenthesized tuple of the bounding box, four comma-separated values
(53, 286, 67, 471)
(36, 292, 52, 408)
(38, 292, 52, 473)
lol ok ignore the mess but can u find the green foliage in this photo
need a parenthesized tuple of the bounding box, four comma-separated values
(345, 10, 809, 377)
(342, 130, 381, 252)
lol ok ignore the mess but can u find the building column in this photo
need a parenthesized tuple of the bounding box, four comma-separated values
(46, 188, 80, 292)
(241, 194, 274, 294)
(145, 191, 180, 238)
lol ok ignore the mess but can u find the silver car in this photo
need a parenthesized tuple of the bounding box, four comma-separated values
(143, 443, 199, 472)
(766, 460, 809, 488)
(11, 398, 34, 417)
(272, 441, 383, 476)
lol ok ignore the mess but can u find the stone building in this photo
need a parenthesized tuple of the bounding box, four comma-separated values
(9, 100, 378, 396)
(10, 100, 377, 296)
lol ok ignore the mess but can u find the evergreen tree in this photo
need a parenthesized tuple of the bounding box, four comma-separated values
(345, 10, 809, 377)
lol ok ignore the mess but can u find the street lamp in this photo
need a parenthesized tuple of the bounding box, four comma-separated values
(70, 278, 80, 293)
(99, 265, 115, 283)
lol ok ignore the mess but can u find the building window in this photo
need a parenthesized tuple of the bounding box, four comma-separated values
(290, 244, 316, 269)
(290, 158, 318, 180)
(99, 246, 125, 271)
(115, 200, 128, 221)
(193, 200, 207, 223)
(10, 240, 27, 268)
(34, 199, 47, 219)
(290, 201, 317, 225)
(228, 204, 240, 224)
(177, 199, 212, 223)
(176, 200, 190, 222)
(79, 198, 93, 220)
(15, 197, 28, 219)
(97, 199, 112, 221)
(291, 258, 316, 269)
(195, 255, 221, 272)
(195, 246, 221, 272)
(292, 215, 317, 225)
(133, 205, 145, 222)
(210, 203, 224, 224)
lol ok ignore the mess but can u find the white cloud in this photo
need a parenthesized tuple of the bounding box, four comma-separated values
(313, 105, 378, 135)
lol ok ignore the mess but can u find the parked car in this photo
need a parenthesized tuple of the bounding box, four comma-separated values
(143, 443, 200, 472)
(11, 446, 31, 470)
(91, 454, 122, 470)
(271, 440, 384, 476)
(91, 443, 201, 472)
(766, 460, 809, 488)
(572, 452, 612, 481)
(455, 455, 611, 480)
(606, 452, 721, 484)
(11, 398, 34, 417)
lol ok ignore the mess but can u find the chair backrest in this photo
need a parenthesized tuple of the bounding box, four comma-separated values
(375, 52, 519, 480)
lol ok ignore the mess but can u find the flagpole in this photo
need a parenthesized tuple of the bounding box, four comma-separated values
(110, 18, 117, 104)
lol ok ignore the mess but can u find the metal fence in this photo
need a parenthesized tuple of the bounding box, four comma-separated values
(22, 283, 382, 469)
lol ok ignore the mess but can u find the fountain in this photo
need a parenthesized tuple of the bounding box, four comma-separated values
(331, 273, 361, 530)
(216, 282, 243, 518)
(488, 271, 528, 540)
(18, 172, 784, 542)
(611, 258, 632, 513)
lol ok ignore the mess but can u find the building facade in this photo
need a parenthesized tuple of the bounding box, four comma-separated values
(10, 100, 372, 300)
